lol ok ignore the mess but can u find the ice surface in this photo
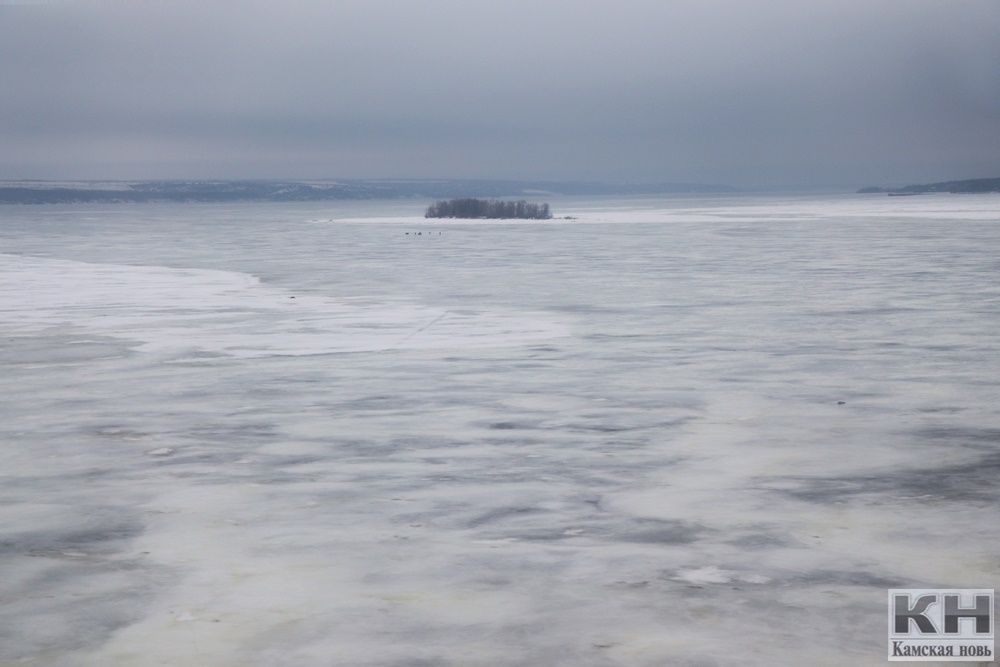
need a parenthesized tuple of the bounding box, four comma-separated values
(1, 193, 999, 666)
(0, 254, 567, 357)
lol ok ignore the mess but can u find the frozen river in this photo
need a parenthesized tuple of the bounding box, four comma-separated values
(1, 194, 998, 665)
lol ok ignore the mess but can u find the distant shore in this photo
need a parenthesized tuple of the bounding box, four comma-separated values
(858, 177, 1000, 195)
(0, 179, 737, 205)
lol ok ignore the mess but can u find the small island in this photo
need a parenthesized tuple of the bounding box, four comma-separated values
(425, 198, 552, 220)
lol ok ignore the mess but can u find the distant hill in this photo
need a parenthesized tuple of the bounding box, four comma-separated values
(0, 179, 738, 204)
(858, 177, 1000, 194)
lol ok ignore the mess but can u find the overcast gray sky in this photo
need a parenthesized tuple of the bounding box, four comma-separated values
(1, 0, 998, 187)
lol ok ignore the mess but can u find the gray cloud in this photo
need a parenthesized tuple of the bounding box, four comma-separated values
(1, 0, 998, 187)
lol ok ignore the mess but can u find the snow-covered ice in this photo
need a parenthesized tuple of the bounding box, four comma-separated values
(1, 194, 999, 665)
(0, 254, 567, 357)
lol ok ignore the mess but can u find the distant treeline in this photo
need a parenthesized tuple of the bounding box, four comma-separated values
(425, 198, 552, 219)
(858, 177, 1000, 194)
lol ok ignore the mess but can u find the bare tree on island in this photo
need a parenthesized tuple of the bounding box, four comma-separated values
(425, 198, 553, 219)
